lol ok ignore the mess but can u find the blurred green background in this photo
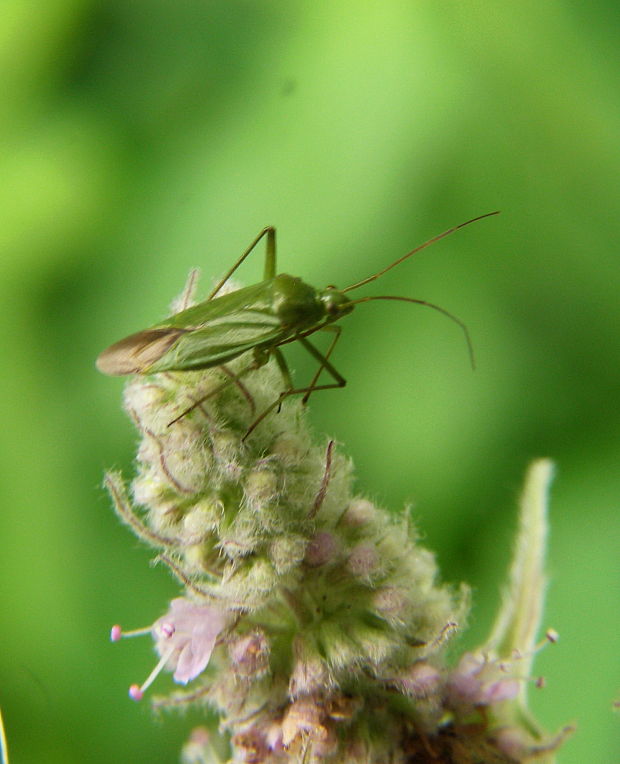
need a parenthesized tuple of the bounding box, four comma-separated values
(1, 1, 618, 762)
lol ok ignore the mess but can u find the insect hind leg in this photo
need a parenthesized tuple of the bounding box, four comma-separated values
(208, 226, 277, 300)
(167, 363, 257, 427)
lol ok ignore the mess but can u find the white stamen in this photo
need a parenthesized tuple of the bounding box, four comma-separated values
(110, 624, 153, 641)
(128, 644, 177, 701)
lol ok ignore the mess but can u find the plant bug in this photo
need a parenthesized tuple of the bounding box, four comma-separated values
(97, 212, 499, 436)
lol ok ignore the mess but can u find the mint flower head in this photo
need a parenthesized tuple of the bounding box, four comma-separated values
(103, 274, 569, 763)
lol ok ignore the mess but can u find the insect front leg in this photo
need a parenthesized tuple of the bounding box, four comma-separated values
(300, 325, 342, 404)
(242, 339, 346, 441)
(296, 335, 346, 395)
(208, 226, 277, 300)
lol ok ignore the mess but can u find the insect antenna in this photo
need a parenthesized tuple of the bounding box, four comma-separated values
(345, 294, 475, 369)
(341, 211, 499, 294)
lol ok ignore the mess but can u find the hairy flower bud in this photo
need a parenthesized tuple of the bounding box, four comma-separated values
(304, 531, 340, 567)
(269, 534, 306, 574)
(289, 636, 331, 697)
(281, 697, 326, 748)
(393, 662, 442, 699)
(341, 498, 377, 529)
(346, 543, 380, 579)
(245, 469, 279, 508)
(229, 631, 270, 678)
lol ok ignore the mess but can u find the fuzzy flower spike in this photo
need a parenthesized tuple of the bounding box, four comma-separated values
(102, 272, 569, 763)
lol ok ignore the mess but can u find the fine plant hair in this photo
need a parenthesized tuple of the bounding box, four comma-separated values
(104, 273, 571, 764)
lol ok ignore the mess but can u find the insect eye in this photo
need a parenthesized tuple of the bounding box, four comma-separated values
(327, 300, 341, 316)
(320, 288, 352, 317)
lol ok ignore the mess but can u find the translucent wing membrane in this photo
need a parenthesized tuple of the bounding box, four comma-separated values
(96, 328, 188, 376)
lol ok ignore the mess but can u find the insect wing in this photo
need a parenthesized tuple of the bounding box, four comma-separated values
(96, 327, 188, 375)
(147, 310, 284, 372)
(147, 280, 286, 371)
(159, 280, 275, 329)
(97, 280, 287, 376)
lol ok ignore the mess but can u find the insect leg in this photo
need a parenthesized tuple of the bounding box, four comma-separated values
(263, 225, 276, 279)
(219, 364, 256, 414)
(300, 325, 342, 404)
(207, 226, 277, 300)
(167, 363, 258, 427)
(309, 440, 335, 519)
(242, 337, 346, 441)
(272, 347, 294, 389)
(296, 335, 346, 392)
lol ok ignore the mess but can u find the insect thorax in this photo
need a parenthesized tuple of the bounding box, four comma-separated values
(271, 274, 326, 330)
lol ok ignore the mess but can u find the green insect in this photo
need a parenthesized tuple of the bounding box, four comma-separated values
(97, 212, 498, 435)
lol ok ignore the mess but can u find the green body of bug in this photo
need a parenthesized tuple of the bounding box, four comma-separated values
(97, 214, 498, 433)
(96, 273, 352, 377)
